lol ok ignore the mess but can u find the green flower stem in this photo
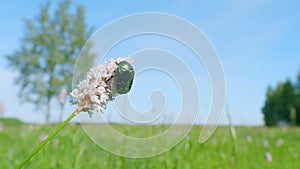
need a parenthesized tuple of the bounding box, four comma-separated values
(17, 111, 77, 169)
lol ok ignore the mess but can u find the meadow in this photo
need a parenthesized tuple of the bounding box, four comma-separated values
(0, 119, 299, 169)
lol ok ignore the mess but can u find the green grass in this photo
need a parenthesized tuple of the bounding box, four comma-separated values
(0, 118, 23, 126)
(0, 123, 299, 169)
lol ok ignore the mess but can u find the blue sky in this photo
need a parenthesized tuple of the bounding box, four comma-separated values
(0, 0, 300, 125)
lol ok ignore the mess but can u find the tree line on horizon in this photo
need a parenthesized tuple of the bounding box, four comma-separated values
(262, 71, 300, 126)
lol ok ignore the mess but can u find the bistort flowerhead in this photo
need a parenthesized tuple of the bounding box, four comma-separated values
(59, 88, 67, 105)
(70, 57, 134, 116)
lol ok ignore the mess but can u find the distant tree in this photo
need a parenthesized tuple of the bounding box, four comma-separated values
(262, 86, 277, 126)
(262, 77, 299, 126)
(295, 71, 300, 125)
(6, 0, 94, 123)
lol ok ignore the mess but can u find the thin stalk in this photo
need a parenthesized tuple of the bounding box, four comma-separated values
(17, 111, 77, 169)
(59, 104, 64, 123)
(226, 105, 238, 169)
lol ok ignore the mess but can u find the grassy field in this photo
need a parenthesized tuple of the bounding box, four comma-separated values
(0, 119, 299, 169)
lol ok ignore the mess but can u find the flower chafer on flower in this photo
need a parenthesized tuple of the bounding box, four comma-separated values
(70, 57, 134, 117)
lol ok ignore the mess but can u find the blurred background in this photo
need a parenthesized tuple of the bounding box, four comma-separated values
(0, 0, 300, 168)
(1, 0, 299, 126)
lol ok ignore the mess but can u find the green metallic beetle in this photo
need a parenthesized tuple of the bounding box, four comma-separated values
(113, 61, 135, 94)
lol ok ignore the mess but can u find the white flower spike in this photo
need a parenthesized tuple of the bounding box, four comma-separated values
(17, 57, 135, 168)
(70, 57, 134, 117)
